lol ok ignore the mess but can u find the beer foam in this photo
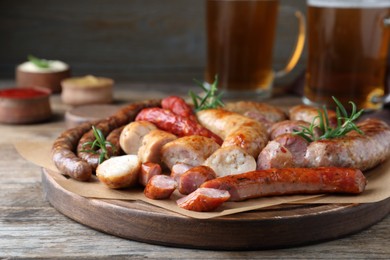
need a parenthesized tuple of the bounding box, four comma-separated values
(308, 0, 390, 8)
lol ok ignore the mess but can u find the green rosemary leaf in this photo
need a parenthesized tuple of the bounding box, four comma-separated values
(28, 55, 50, 69)
(293, 97, 364, 142)
(80, 126, 117, 164)
(190, 75, 224, 112)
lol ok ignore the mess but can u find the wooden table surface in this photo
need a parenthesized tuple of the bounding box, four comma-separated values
(1, 80, 389, 259)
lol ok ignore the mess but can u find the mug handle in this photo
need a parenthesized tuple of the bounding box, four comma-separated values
(274, 8, 306, 78)
(372, 16, 390, 107)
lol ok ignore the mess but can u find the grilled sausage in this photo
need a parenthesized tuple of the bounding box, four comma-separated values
(105, 125, 125, 157)
(119, 121, 157, 155)
(270, 120, 321, 140)
(224, 101, 287, 130)
(178, 165, 216, 195)
(203, 146, 257, 177)
(96, 155, 141, 189)
(76, 100, 161, 170)
(138, 129, 177, 164)
(136, 107, 223, 145)
(52, 121, 96, 181)
(257, 141, 295, 170)
(52, 100, 160, 181)
(289, 105, 337, 128)
(144, 175, 177, 200)
(170, 163, 192, 183)
(176, 187, 231, 212)
(139, 162, 162, 186)
(304, 118, 390, 171)
(161, 135, 220, 170)
(197, 109, 269, 158)
(201, 167, 367, 201)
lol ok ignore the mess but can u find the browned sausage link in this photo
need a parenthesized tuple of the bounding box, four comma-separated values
(289, 105, 337, 128)
(77, 99, 162, 170)
(136, 107, 223, 145)
(201, 167, 367, 201)
(304, 118, 390, 171)
(51, 120, 99, 181)
(105, 125, 125, 157)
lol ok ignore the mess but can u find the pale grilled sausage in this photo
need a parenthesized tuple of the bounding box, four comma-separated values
(257, 141, 295, 170)
(203, 146, 257, 177)
(138, 129, 177, 165)
(119, 121, 157, 155)
(96, 155, 141, 189)
(304, 118, 390, 171)
(270, 120, 321, 140)
(224, 101, 287, 128)
(197, 109, 269, 158)
(161, 135, 220, 170)
(289, 105, 337, 128)
(201, 167, 367, 201)
(257, 134, 309, 170)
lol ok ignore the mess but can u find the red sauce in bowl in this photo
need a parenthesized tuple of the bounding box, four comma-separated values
(0, 88, 49, 99)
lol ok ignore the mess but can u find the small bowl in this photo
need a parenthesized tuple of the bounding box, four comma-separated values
(16, 61, 71, 93)
(65, 104, 120, 129)
(61, 75, 114, 106)
(0, 87, 52, 124)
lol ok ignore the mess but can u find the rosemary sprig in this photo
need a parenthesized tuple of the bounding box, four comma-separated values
(293, 97, 364, 142)
(189, 75, 224, 112)
(81, 126, 116, 164)
(27, 54, 50, 68)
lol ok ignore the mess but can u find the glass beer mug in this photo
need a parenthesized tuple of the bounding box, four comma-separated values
(205, 0, 306, 99)
(303, 0, 390, 110)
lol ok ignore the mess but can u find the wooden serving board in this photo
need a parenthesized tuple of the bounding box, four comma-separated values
(42, 168, 390, 250)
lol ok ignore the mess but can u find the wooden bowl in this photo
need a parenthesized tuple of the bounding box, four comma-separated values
(61, 75, 114, 106)
(0, 87, 52, 124)
(65, 104, 120, 129)
(16, 61, 71, 93)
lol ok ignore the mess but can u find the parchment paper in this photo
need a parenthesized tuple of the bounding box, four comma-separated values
(15, 141, 390, 219)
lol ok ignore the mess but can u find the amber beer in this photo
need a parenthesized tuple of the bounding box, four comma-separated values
(205, 0, 279, 97)
(304, 0, 390, 110)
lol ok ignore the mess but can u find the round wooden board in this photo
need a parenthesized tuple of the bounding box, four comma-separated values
(42, 168, 390, 250)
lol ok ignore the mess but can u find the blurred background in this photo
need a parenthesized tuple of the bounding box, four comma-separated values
(0, 0, 306, 87)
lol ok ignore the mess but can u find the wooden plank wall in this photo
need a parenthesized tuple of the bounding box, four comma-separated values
(0, 0, 306, 85)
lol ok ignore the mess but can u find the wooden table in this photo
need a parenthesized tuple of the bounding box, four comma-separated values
(1, 80, 389, 259)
